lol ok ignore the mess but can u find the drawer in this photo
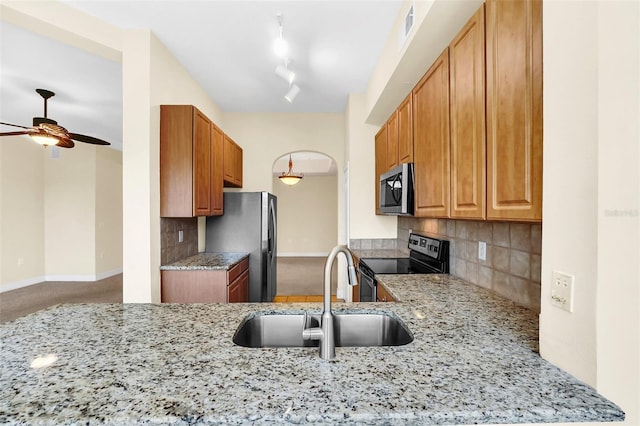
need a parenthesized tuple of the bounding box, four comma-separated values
(227, 257, 249, 283)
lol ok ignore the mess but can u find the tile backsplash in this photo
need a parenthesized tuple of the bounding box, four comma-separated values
(161, 218, 198, 265)
(398, 217, 542, 313)
(349, 239, 397, 250)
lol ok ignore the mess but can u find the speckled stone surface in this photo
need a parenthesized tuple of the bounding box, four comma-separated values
(160, 252, 248, 270)
(351, 248, 408, 261)
(0, 275, 624, 425)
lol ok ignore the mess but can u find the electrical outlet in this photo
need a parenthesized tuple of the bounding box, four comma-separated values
(551, 271, 574, 313)
(478, 241, 487, 261)
(178, 230, 184, 243)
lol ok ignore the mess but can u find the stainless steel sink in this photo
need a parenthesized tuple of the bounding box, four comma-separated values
(233, 312, 413, 348)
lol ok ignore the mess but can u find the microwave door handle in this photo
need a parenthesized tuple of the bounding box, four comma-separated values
(391, 174, 402, 204)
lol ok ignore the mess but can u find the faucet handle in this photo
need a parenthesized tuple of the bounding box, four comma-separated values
(301, 311, 323, 341)
(348, 264, 358, 286)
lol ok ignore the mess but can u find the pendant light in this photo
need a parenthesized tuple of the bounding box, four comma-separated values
(279, 154, 303, 186)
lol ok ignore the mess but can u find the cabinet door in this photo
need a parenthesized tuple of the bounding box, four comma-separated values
(211, 123, 224, 216)
(374, 126, 387, 215)
(161, 270, 227, 303)
(376, 284, 394, 302)
(413, 49, 451, 218)
(223, 135, 243, 188)
(160, 105, 194, 218)
(228, 270, 249, 303)
(450, 5, 486, 220)
(486, 0, 542, 221)
(397, 94, 413, 164)
(386, 111, 399, 169)
(193, 109, 212, 216)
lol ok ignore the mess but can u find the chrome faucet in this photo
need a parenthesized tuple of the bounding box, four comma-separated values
(302, 245, 359, 360)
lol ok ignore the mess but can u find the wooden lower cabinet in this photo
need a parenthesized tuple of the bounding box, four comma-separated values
(376, 284, 395, 303)
(227, 259, 249, 303)
(161, 258, 249, 303)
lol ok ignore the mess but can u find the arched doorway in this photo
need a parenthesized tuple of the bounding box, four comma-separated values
(271, 151, 340, 300)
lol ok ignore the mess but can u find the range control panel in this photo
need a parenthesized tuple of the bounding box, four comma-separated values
(408, 233, 448, 260)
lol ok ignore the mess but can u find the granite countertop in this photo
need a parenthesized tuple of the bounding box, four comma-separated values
(0, 275, 624, 425)
(351, 248, 408, 260)
(160, 252, 249, 271)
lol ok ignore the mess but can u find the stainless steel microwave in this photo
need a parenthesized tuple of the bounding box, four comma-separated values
(379, 163, 414, 215)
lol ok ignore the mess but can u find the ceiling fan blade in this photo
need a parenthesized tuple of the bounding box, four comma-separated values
(69, 133, 110, 146)
(0, 131, 32, 137)
(56, 138, 75, 149)
(0, 121, 31, 130)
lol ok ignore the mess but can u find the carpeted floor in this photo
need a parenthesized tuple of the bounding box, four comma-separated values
(276, 257, 336, 296)
(0, 274, 123, 324)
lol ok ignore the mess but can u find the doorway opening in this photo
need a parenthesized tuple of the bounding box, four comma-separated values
(271, 151, 341, 301)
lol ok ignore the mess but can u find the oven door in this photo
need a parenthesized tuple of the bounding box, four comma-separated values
(358, 267, 377, 302)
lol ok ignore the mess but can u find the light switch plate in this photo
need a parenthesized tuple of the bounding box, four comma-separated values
(551, 270, 574, 312)
(178, 230, 184, 243)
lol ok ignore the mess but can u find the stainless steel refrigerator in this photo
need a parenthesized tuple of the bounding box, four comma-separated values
(205, 192, 277, 302)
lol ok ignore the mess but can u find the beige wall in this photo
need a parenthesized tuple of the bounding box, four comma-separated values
(272, 175, 338, 255)
(0, 137, 123, 290)
(541, 1, 639, 423)
(44, 144, 96, 278)
(222, 112, 348, 296)
(122, 29, 225, 303)
(0, 137, 45, 290)
(346, 93, 397, 240)
(222, 112, 345, 194)
(95, 147, 123, 274)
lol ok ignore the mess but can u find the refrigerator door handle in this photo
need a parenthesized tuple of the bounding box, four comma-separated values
(268, 199, 277, 255)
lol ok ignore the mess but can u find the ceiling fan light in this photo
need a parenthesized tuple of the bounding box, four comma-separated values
(284, 84, 300, 103)
(30, 133, 59, 146)
(275, 65, 295, 85)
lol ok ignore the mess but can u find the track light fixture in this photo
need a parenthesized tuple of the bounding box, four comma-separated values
(284, 84, 300, 103)
(273, 13, 301, 103)
(274, 14, 288, 58)
(275, 64, 295, 85)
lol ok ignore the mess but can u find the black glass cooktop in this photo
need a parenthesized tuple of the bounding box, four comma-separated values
(359, 257, 439, 275)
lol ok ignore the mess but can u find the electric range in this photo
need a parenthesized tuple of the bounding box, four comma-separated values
(357, 233, 449, 302)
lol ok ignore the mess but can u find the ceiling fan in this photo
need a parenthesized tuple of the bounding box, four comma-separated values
(0, 89, 110, 148)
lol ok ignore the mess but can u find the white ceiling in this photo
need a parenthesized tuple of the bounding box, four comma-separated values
(272, 152, 337, 176)
(0, 1, 403, 153)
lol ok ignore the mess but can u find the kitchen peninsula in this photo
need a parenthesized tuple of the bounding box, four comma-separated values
(0, 275, 623, 424)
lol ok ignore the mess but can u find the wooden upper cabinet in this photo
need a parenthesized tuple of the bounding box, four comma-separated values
(397, 94, 414, 164)
(161, 105, 223, 218)
(193, 109, 213, 216)
(223, 135, 243, 188)
(374, 125, 387, 215)
(412, 48, 451, 218)
(450, 5, 486, 220)
(486, 0, 542, 222)
(211, 123, 224, 216)
(386, 111, 399, 170)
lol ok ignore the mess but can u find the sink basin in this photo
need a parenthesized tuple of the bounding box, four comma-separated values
(233, 312, 413, 348)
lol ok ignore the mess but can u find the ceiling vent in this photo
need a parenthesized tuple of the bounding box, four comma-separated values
(398, 3, 415, 50)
